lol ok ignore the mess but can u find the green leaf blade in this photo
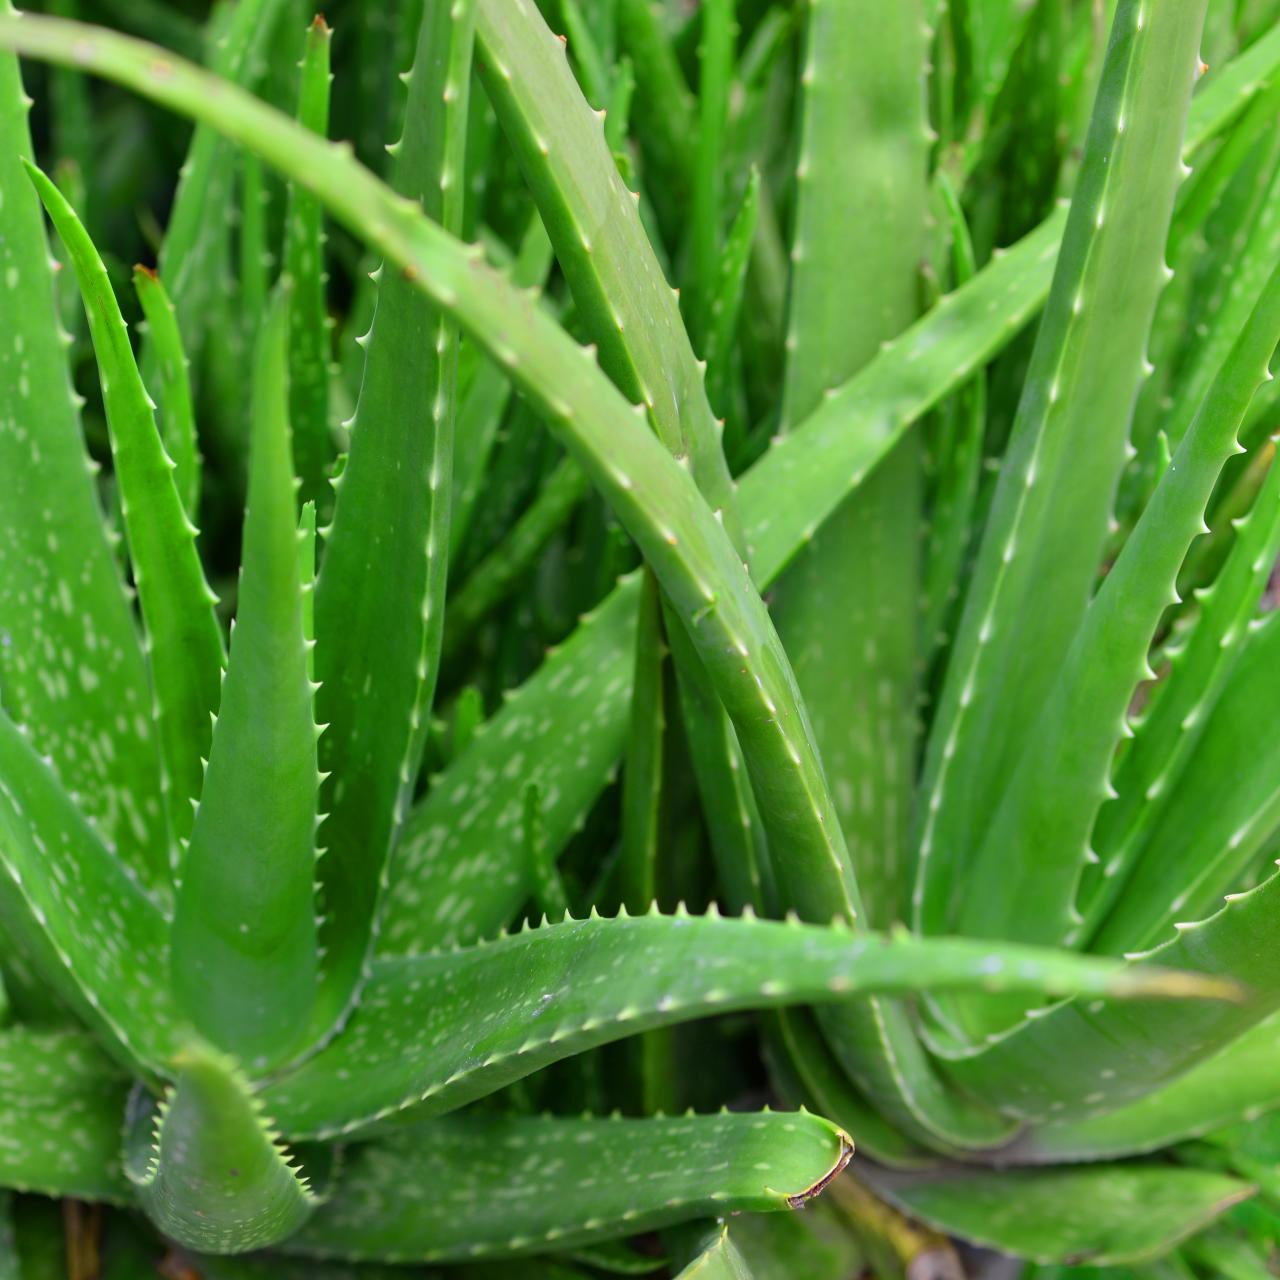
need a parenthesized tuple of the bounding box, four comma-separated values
(25, 160, 225, 861)
(170, 293, 319, 1072)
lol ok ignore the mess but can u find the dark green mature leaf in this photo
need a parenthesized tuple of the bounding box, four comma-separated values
(862, 1163, 1253, 1266)
(125, 1045, 322, 1253)
(311, 0, 473, 1033)
(0, 1026, 130, 1202)
(261, 910, 1215, 1139)
(0, 14, 165, 888)
(289, 1111, 852, 1262)
(26, 161, 225, 862)
(171, 292, 320, 1072)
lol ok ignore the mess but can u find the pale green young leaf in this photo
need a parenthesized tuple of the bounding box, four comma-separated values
(125, 1044, 323, 1253)
(170, 292, 319, 1072)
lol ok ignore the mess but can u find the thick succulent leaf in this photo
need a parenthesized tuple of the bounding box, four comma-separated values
(26, 161, 225, 861)
(288, 1111, 851, 1262)
(916, 0, 1209, 939)
(862, 1162, 1253, 1266)
(0, 708, 176, 1071)
(1083, 424, 1280, 936)
(449, 214, 554, 562)
(260, 910, 1213, 1139)
(282, 14, 334, 509)
(1093, 612, 1280, 953)
(133, 265, 200, 520)
(387, 208, 1066, 952)
(475, 0, 742, 550)
(0, 1026, 130, 1202)
(957, 257, 1280, 959)
(671, 1221, 753, 1280)
(616, 571, 665, 913)
(764, 1009, 936, 1169)
(373, 26, 1280, 955)
(171, 293, 320, 1072)
(1011, 1009, 1280, 1162)
(772, 0, 928, 929)
(310, 0, 473, 1033)
(717, 1204, 868, 1280)
(937, 862, 1280, 1123)
(0, 20, 164, 886)
(125, 1045, 322, 1254)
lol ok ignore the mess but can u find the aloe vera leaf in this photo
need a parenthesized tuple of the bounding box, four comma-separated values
(133, 266, 201, 520)
(922, 172, 986, 663)
(450, 213, 555, 562)
(666, 615, 770, 917)
(1092, 613, 1280, 953)
(616, 571, 665, 912)
(287, 1111, 850, 1262)
(387, 215, 1064, 954)
(1010, 1009, 1280, 1163)
(170, 292, 319, 1072)
(1183, 19, 1280, 156)
(671, 1221, 753, 1280)
(686, 0, 734, 341)
(239, 151, 271, 335)
(556, 0, 611, 109)
(262, 910, 1208, 1138)
(1163, 170, 1280, 457)
(938, 860, 1280, 1122)
(725, 1202, 869, 1280)
(0, 1026, 130, 1202)
(26, 163, 225, 862)
(956, 256, 1280, 957)
(1083, 433, 1280, 935)
(774, 0, 928, 929)
(283, 16, 334, 509)
(915, 0, 1210, 940)
(444, 456, 589, 660)
(705, 166, 758, 421)
(861, 1163, 1252, 1267)
(310, 0, 474, 1034)
(475, 0, 744, 554)
(523, 782, 570, 920)
(764, 1009, 936, 1168)
(615, 0, 695, 203)
(151, 0, 284, 362)
(950, 0, 1038, 137)
(0, 709, 176, 1072)
(30, 4, 876, 945)
(125, 1045, 322, 1253)
(0, 25, 165, 883)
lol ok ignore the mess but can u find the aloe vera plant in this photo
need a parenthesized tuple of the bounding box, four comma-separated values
(0, 0, 1278, 1274)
